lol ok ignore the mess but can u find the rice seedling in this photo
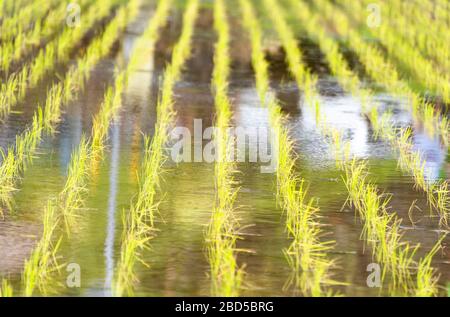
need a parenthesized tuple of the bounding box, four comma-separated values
(0, 110, 43, 213)
(240, 0, 336, 297)
(113, 0, 198, 296)
(206, 0, 243, 297)
(0, 279, 13, 297)
(415, 235, 446, 297)
(22, 200, 63, 296)
(373, 112, 449, 226)
(342, 159, 418, 293)
(58, 136, 91, 232)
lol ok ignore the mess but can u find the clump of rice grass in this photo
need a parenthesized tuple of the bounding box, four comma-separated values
(0, 110, 43, 213)
(113, 0, 198, 296)
(58, 135, 91, 233)
(342, 157, 446, 296)
(91, 72, 125, 159)
(240, 0, 336, 296)
(22, 200, 63, 296)
(342, 159, 417, 292)
(373, 113, 449, 226)
(0, 279, 13, 297)
(206, 0, 243, 297)
(126, 0, 172, 75)
(415, 235, 446, 297)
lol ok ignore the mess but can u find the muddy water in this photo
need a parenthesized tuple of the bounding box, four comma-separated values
(0, 1, 448, 297)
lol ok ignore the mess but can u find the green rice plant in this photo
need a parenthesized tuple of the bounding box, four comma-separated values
(58, 135, 91, 233)
(91, 73, 125, 159)
(240, 0, 336, 297)
(114, 181, 154, 297)
(341, 158, 437, 295)
(376, 115, 449, 225)
(113, 0, 198, 297)
(415, 234, 446, 297)
(0, 279, 13, 297)
(429, 182, 449, 227)
(0, 0, 28, 17)
(0, 110, 43, 213)
(22, 200, 63, 296)
(206, 0, 243, 297)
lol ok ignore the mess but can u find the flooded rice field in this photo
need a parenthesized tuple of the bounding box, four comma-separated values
(0, 0, 449, 297)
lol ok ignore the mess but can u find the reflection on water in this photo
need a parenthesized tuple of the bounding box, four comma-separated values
(414, 132, 447, 182)
(104, 121, 120, 295)
(303, 93, 371, 158)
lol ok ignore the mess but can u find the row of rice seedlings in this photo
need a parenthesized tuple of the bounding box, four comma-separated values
(381, 0, 450, 74)
(240, 0, 336, 296)
(343, 159, 444, 296)
(0, 0, 123, 119)
(21, 181, 68, 296)
(265, 0, 442, 295)
(0, 0, 139, 214)
(2, 0, 147, 295)
(18, 0, 173, 295)
(0, 0, 60, 43)
(64, 0, 172, 211)
(0, 0, 95, 74)
(22, 74, 124, 296)
(206, 0, 243, 297)
(284, 0, 449, 227)
(310, 0, 448, 144)
(113, 0, 198, 297)
(335, 0, 450, 105)
(372, 113, 449, 227)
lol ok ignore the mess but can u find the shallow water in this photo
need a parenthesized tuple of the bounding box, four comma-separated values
(0, 0, 449, 297)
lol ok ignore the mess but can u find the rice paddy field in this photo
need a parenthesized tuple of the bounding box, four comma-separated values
(0, 0, 449, 298)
